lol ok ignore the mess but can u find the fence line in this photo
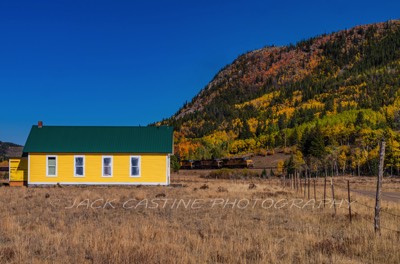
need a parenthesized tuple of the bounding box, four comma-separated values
(354, 200, 400, 218)
(322, 182, 400, 218)
(381, 193, 400, 200)
(354, 200, 375, 209)
(379, 209, 400, 218)
(283, 176, 400, 233)
(352, 209, 400, 233)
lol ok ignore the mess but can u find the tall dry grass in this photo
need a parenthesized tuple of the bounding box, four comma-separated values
(0, 174, 399, 263)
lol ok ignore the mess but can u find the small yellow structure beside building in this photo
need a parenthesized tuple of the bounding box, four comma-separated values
(9, 158, 28, 186)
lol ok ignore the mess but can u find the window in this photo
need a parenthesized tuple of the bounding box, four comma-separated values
(102, 156, 113, 177)
(46, 156, 57, 177)
(74, 156, 85, 177)
(130, 156, 141, 177)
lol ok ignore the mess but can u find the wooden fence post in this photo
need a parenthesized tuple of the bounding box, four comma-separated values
(291, 174, 293, 189)
(324, 176, 327, 208)
(283, 174, 286, 188)
(331, 175, 336, 216)
(374, 139, 386, 234)
(299, 172, 302, 192)
(347, 180, 352, 223)
(313, 179, 316, 200)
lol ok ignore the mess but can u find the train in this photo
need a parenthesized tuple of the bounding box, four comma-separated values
(180, 157, 254, 170)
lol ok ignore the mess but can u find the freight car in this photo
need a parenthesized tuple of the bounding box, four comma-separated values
(180, 157, 253, 169)
(222, 157, 254, 168)
(194, 159, 223, 169)
(180, 160, 195, 169)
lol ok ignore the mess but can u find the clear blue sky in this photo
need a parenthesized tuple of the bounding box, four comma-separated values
(1, 0, 399, 145)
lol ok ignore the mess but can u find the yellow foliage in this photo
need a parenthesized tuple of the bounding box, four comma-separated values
(337, 146, 349, 172)
(203, 131, 233, 146)
(393, 94, 400, 108)
(277, 160, 285, 175)
(300, 99, 324, 110)
(232, 118, 243, 129)
(292, 90, 303, 104)
(255, 148, 267, 156)
(230, 140, 247, 154)
(245, 138, 257, 151)
(176, 140, 201, 160)
(383, 104, 400, 122)
(293, 151, 305, 169)
(341, 100, 358, 108)
(247, 118, 259, 134)
(276, 107, 295, 119)
(235, 91, 280, 110)
(308, 56, 319, 69)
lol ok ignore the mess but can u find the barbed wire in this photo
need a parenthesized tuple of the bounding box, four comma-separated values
(380, 209, 400, 218)
(326, 182, 399, 198)
(315, 181, 400, 213)
(284, 179, 400, 232)
(352, 209, 400, 233)
(284, 180, 400, 217)
(353, 200, 400, 218)
(354, 200, 375, 209)
(381, 193, 400, 200)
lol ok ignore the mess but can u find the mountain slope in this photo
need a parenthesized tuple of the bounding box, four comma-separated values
(159, 20, 400, 175)
(0, 141, 22, 161)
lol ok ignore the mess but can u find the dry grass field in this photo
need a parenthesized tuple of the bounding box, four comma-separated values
(0, 172, 400, 263)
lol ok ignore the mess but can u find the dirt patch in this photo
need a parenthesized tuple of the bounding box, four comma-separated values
(252, 153, 289, 169)
(351, 189, 400, 203)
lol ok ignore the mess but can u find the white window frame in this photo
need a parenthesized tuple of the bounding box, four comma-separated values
(130, 155, 141, 177)
(46, 155, 57, 177)
(74, 155, 85, 177)
(102, 156, 113, 177)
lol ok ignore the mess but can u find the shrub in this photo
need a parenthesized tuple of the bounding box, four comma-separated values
(255, 148, 267, 156)
(261, 168, 267, 178)
(170, 155, 180, 172)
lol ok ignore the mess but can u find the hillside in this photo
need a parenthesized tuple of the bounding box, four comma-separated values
(159, 20, 400, 176)
(0, 141, 23, 161)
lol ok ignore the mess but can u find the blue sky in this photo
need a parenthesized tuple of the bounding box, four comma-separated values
(1, 0, 399, 145)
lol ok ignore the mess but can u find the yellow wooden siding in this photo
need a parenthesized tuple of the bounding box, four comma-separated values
(29, 153, 167, 184)
(9, 158, 28, 182)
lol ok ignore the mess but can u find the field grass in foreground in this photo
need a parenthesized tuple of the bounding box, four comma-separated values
(0, 174, 399, 263)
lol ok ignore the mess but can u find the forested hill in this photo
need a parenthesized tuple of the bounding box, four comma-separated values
(158, 20, 400, 175)
(0, 141, 22, 161)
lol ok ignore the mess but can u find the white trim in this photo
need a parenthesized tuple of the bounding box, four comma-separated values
(28, 154, 31, 184)
(129, 155, 141, 177)
(46, 155, 58, 177)
(74, 155, 85, 177)
(166, 154, 170, 185)
(102, 155, 113, 177)
(27, 181, 168, 186)
(171, 131, 174, 154)
(8, 159, 11, 182)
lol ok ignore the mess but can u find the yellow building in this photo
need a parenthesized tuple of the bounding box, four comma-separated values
(9, 122, 173, 186)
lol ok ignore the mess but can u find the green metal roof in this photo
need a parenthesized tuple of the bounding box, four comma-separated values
(23, 125, 174, 154)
